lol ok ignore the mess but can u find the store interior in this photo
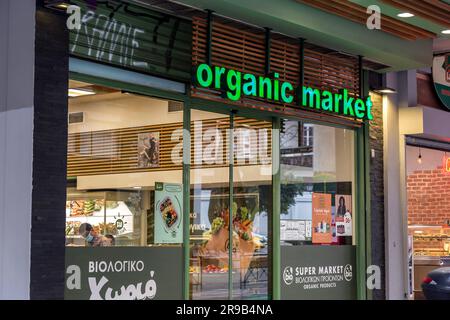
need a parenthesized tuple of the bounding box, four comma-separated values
(66, 79, 357, 299)
(406, 145, 450, 299)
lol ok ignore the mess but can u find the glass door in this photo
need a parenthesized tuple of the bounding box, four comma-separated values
(232, 115, 272, 299)
(189, 108, 272, 300)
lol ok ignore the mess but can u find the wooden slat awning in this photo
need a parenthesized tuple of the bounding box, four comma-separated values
(381, 0, 450, 28)
(297, 0, 436, 40)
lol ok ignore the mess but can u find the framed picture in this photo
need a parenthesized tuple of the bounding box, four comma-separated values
(137, 132, 160, 168)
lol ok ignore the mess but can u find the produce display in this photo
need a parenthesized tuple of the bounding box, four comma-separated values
(67, 199, 104, 217)
(98, 222, 118, 235)
(207, 202, 256, 242)
(66, 197, 133, 240)
(211, 217, 225, 234)
(65, 221, 81, 236)
(203, 264, 229, 273)
(189, 266, 200, 273)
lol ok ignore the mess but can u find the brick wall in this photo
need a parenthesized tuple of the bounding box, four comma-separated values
(30, 1, 68, 299)
(369, 92, 385, 300)
(407, 168, 450, 226)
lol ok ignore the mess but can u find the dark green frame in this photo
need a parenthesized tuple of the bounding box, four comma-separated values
(69, 63, 371, 300)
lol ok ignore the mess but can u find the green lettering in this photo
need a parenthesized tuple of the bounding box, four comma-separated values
(281, 82, 294, 103)
(335, 92, 343, 113)
(302, 86, 320, 109)
(227, 70, 241, 101)
(366, 97, 374, 120)
(259, 77, 272, 99)
(243, 74, 257, 96)
(214, 66, 226, 89)
(342, 89, 355, 116)
(354, 99, 365, 119)
(196, 63, 213, 87)
(321, 91, 333, 111)
(274, 73, 280, 101)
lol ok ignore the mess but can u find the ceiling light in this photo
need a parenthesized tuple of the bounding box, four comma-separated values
(44, 1, 70, 11)
(417, 147, 422, 164)
(441, 30, 450, 35)
(397, 12, 414, 18)
(68, 88, 95, 98)
(374, 87, 397, 94)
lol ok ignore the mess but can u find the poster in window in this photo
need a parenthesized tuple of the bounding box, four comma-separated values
(335, 194, 352, 236)
(312, 193, 332, 244)
(154, 182, 183, 244)
(137, 132, 159, 168)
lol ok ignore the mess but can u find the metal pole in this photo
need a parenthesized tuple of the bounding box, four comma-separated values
(298, 38, 305, 107)
(183, 100, 191, 300)
(228, 111, 235, 300)
(358, 55, 363, 98)
(272, 117, 281, 300)
(206, 9, 214, 66)
(264, 28, 271, 76)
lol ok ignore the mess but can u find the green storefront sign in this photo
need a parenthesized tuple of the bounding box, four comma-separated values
(281, 245, 357, 300)
(65, 247, 183, 300)
(194, 63, 374, 120)
(432, 54, 450, 111)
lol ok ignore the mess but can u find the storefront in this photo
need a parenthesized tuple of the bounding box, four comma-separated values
(63, 0, 373, 300)
(405, 140, 450, 300)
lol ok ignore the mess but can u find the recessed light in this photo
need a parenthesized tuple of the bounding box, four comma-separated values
(68, 88, 95, 97)
(397, 12, 414, 18)
(442, 30, 450, 35)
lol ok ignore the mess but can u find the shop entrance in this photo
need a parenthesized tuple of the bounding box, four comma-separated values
(405, 143, 450, 300)
(189, 107, 272, 300)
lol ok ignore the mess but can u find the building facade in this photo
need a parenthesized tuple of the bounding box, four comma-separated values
(1, 0, 449, 300)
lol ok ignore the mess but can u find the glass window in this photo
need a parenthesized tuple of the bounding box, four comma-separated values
(280, 120, 355, 246)
(66, 80, 183, 247)
(189, 111, 271, 300)
(302, 124, 314, 147)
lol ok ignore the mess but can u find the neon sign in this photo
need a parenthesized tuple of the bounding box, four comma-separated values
(444, 156, 450, 174)
(194, 64, 374, 120)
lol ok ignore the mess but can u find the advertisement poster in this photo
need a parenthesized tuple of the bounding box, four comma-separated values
(281, 220, 312, 241)
(312, 193, 332, 244)
(137, 132, 159, 168)
(65, 247, 183, 300)
(335, 194, 352, 236)
(154, 182, 183, 244)
(281, 245, 356, 300)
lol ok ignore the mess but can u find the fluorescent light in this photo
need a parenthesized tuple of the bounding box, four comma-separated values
(442, 30, 450, 35)
(397, 12, 414, 18)
(133, 186, 142, 189)
(68, 88, 95, 97)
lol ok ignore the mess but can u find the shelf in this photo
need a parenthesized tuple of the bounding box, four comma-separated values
(413, 236, 450, 240)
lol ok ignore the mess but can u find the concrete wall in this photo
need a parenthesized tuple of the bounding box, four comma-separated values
(30, 2, 68, 299)
(383, 72, 407, 299)
(384, 69, 450, 299)
(0, 0, 35, 299)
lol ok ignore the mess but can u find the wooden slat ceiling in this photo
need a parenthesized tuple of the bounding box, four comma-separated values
(297, 0, 436, 40)
(68, 117, 272, 176)
(381, 0, 450, 28)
